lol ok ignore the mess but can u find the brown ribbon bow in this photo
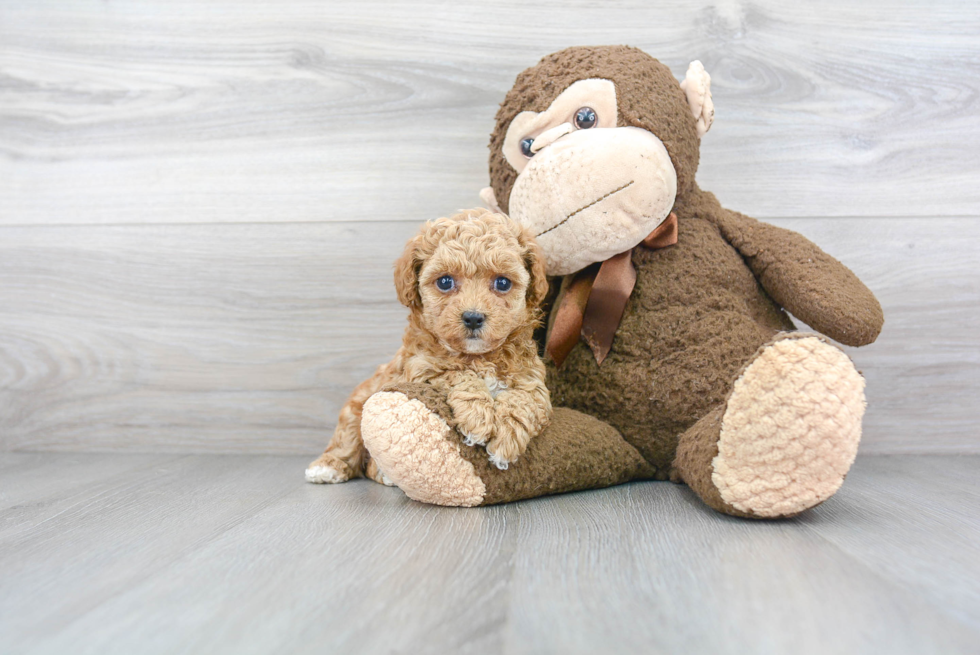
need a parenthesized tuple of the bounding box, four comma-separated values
(546, 212, 678, 368)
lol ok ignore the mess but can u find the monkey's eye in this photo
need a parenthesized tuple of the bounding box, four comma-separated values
(436, 275, 455, 292)
(520, 138, 534, 158)
(493, 276, 512, 293)
(574, 107, 597, 129)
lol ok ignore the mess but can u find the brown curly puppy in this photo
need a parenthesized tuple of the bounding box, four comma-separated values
(306, 208, 552, 485)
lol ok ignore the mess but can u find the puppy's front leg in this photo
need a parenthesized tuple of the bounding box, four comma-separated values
(434, 371, 496, 449)
(486, 370, 552, 469)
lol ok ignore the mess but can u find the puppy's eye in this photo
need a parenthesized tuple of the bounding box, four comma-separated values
(520, 138, 534, 158)
(574, 107, 597, 129)
(493, 276, 512, 293)
(436, 275, 455, 292)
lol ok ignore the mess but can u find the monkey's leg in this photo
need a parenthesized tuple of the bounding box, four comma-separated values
(672, 333, 865, 519)
(361, 383, 654, 507)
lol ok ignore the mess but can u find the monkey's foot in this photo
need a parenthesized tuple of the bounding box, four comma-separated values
(362, 386, 487, 507)
(676, 334, 865, 518)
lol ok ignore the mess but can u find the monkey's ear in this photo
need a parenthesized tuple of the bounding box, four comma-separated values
(679, 60, 714, 137)
(393, 234, 424, 309)
(480, 187, 502, 214)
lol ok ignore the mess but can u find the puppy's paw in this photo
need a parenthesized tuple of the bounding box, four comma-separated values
(305, 464, 348, 484)
(460, 430, 488, 447)
(487, 449, 511, 470)
(365, 457, 396, 487)
(305, 454, 354, 484)
(449, 396, 496, 449)
(486, 424, 529, 470)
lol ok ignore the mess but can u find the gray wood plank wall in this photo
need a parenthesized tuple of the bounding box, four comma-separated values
(1, 1, 978, 454)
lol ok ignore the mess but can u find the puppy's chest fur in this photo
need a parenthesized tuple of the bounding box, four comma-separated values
(463, 360, 502, 390)
(483, 375, 509, 399)
(457, 360, 510, 397)
(399, 349, 510, 397)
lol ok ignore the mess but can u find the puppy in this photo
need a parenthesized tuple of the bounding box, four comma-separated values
(306, 208, 552, 485)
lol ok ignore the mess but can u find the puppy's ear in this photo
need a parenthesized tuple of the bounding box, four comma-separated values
(393, 233, 424, 309)
(395, 219, 449, 309)
(518, 227, 550, 309)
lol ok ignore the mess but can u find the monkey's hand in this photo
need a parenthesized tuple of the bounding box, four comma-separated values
(710, 206, 883, 346)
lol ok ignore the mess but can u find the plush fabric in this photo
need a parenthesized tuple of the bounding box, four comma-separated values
(508, 126, 677, 275)
(362, 389, 487, 507)
(501, 78, 619, 170)
(362, 383, 653, 506)
(489, 45, 702, 212)
(711, 334, 865, 518)
(546, 212, 797, 475)
(361, 46, 883, 519)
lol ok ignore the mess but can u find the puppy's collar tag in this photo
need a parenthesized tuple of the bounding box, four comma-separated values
(547, 213, 678, 368)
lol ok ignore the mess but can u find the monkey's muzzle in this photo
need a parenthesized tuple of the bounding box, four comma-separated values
(508, 127, 677, 276)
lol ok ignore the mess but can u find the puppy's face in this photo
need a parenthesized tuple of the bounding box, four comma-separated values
(395, 210, 548, 356)
(417, 238, 530, 355)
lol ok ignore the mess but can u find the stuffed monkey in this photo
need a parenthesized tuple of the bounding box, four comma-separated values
(361, 46, 883, 518)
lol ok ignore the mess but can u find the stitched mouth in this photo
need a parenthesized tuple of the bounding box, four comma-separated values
(535, 180, 635, 238)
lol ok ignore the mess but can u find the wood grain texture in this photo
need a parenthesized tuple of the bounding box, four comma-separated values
(0, 220, 415, 454)
(0, 453, 302, 652)
(0, 452, 174, 515)
(1, 0, 979, 225)
(506, 472, 980, 654)
(0, 453, 977, 654)
(1, 217, 976, 455)
(1, 1, 977, 456)
(795, 455, 980, 629)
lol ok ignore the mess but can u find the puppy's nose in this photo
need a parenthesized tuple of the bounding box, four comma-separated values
(461, 311, 485, 331)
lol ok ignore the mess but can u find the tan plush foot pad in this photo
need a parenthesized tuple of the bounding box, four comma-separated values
(712, 336, 865, 518)
(361, 391, 487, 507)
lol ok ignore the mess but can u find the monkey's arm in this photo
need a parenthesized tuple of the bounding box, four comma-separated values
(708, 206, 883, 347)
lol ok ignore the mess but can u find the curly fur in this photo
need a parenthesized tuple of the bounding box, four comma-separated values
(306, 208, 552, 484)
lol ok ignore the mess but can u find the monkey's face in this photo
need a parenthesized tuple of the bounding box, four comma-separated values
(488, 48, 714, 276)
(502, 80, 676, 275)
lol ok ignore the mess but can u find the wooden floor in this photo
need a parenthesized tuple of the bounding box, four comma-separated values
(1, 453, 977, 655)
